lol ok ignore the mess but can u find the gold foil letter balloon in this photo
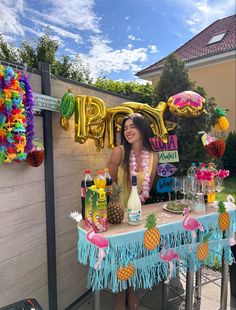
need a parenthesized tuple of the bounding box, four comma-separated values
(122, 101, 168, 143)
(167, 90, 207, 117)
(106, 106, 133, 148)
(74, 96, 106, 151)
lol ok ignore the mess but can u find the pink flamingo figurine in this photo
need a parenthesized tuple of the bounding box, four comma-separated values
(182, 208, 204, 240)
(86, 229, 109, 269)
(160, 248, 180, 284)
(70, 211, 109, 270)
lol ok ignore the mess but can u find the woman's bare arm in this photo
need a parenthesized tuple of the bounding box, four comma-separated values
(107, 146, 123, 183)
(150, 152, 158, 188)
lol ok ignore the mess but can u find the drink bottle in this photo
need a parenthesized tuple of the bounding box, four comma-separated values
(187, 162, 197, 179)
(81, 170, 94, 220)
(128, 175, 142, 225)
(104, 168, 112, 203)
(94, 170, 106, 189)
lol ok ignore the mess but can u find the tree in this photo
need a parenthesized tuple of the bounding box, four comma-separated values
(223, 132, 236, 175)
(0, 34, 19, 63)
(154, 53, 216, 174)
(1, 29, 91, 84)
(154, 53, 193, 103)
(93, 78, 154, 104)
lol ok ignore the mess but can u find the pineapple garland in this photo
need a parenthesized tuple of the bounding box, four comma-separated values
(117, 264, 135, 281)
(144, 213, 161, 251)
(197, 234, 210, 261)
(107, 183, 124, 224)
(218, 200, 230, 231)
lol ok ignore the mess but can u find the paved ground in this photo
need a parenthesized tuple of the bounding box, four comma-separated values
(73, 268, 236, 310)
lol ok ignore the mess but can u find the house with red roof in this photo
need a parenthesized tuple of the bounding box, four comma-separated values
(137, 14, 236, 131)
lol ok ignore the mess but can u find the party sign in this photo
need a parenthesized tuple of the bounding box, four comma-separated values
(150, 135, 178, 152)
(158, 163, 177, 177)
(156, 177, 174, 193)
(158, 150, 179, 163)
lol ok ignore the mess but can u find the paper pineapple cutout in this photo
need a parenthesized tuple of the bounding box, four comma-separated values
(218, 201, 230, 231)
(117, 264, 135, 281)
(197, 235, 209, 261)
(144, 213, 161, 251)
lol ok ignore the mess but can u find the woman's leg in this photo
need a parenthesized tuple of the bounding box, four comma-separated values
(114, 290, 126, 310)
(127, 287, 140, 309)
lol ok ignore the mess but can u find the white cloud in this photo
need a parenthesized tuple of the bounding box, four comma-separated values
(127, 34, 142, 41)
(80, 36, 148, 79)
(183, 0, 235, 33)
(148, 44, 158, 53)
(127, 44, 134, 50)
(26, 0, 100, 34)
(30, 18, 82, 43)
(125, 16, 130, 20)
(0, 0, 25, 37)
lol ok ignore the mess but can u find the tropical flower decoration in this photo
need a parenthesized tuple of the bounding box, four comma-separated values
(0, 66, 34, 165)
(217, 169, 230, 179)
(196, 170, 214, 181)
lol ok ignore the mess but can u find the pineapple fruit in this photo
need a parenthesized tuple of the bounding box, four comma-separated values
(218, 201, 230, 231)
(107, 183, 124, 224)
(117, 264, 135, 281)
(144, 213, 161, 251)
(197, 235, 209, 261)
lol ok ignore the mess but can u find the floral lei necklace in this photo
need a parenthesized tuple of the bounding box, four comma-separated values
(130, 149, 150, 204)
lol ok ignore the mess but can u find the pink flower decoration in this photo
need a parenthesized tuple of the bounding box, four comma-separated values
(217, 169, 230, 179)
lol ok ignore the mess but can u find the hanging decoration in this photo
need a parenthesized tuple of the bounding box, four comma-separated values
(197, 238, 209, 261)
(117, 264, 135, 281)
(212, 108, 229, 132)
(167, 90, 207, 117)
(144, 214, 161, 251)
(218, 201, 230, 232)
(0, 66, 34, 165)
(26, 138, 44, 167)
(60, 89, 75, 131)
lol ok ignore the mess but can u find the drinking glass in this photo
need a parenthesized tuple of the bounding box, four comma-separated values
(180, 177, 188, 201)
(215, 177, 224, 193)
(172, 177, 179, 200)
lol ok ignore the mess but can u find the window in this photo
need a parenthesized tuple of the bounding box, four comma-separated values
(207, 32, 227, 44)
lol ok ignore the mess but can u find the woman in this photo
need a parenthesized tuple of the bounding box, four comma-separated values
(108, 113, 158, 310)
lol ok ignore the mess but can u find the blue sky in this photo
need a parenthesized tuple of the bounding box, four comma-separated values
(0, 0, 235, 82)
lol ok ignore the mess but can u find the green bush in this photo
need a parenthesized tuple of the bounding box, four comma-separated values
(223, 132, 236, 175)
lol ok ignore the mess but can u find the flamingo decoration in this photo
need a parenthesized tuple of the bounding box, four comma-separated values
(86, 229, 109, 269)
(160, 248, 180, 284)
(70, 211, 109, 270)
(182, 208, 204, 240)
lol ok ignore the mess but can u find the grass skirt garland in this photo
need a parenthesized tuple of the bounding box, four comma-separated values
(0, 66, 34, 164)
(77, 210, 235, 292)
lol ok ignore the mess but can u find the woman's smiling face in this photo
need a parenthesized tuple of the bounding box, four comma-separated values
(124, 119, 142, 145)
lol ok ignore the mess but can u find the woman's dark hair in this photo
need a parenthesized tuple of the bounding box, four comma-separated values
(120, 113, 152, 181)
